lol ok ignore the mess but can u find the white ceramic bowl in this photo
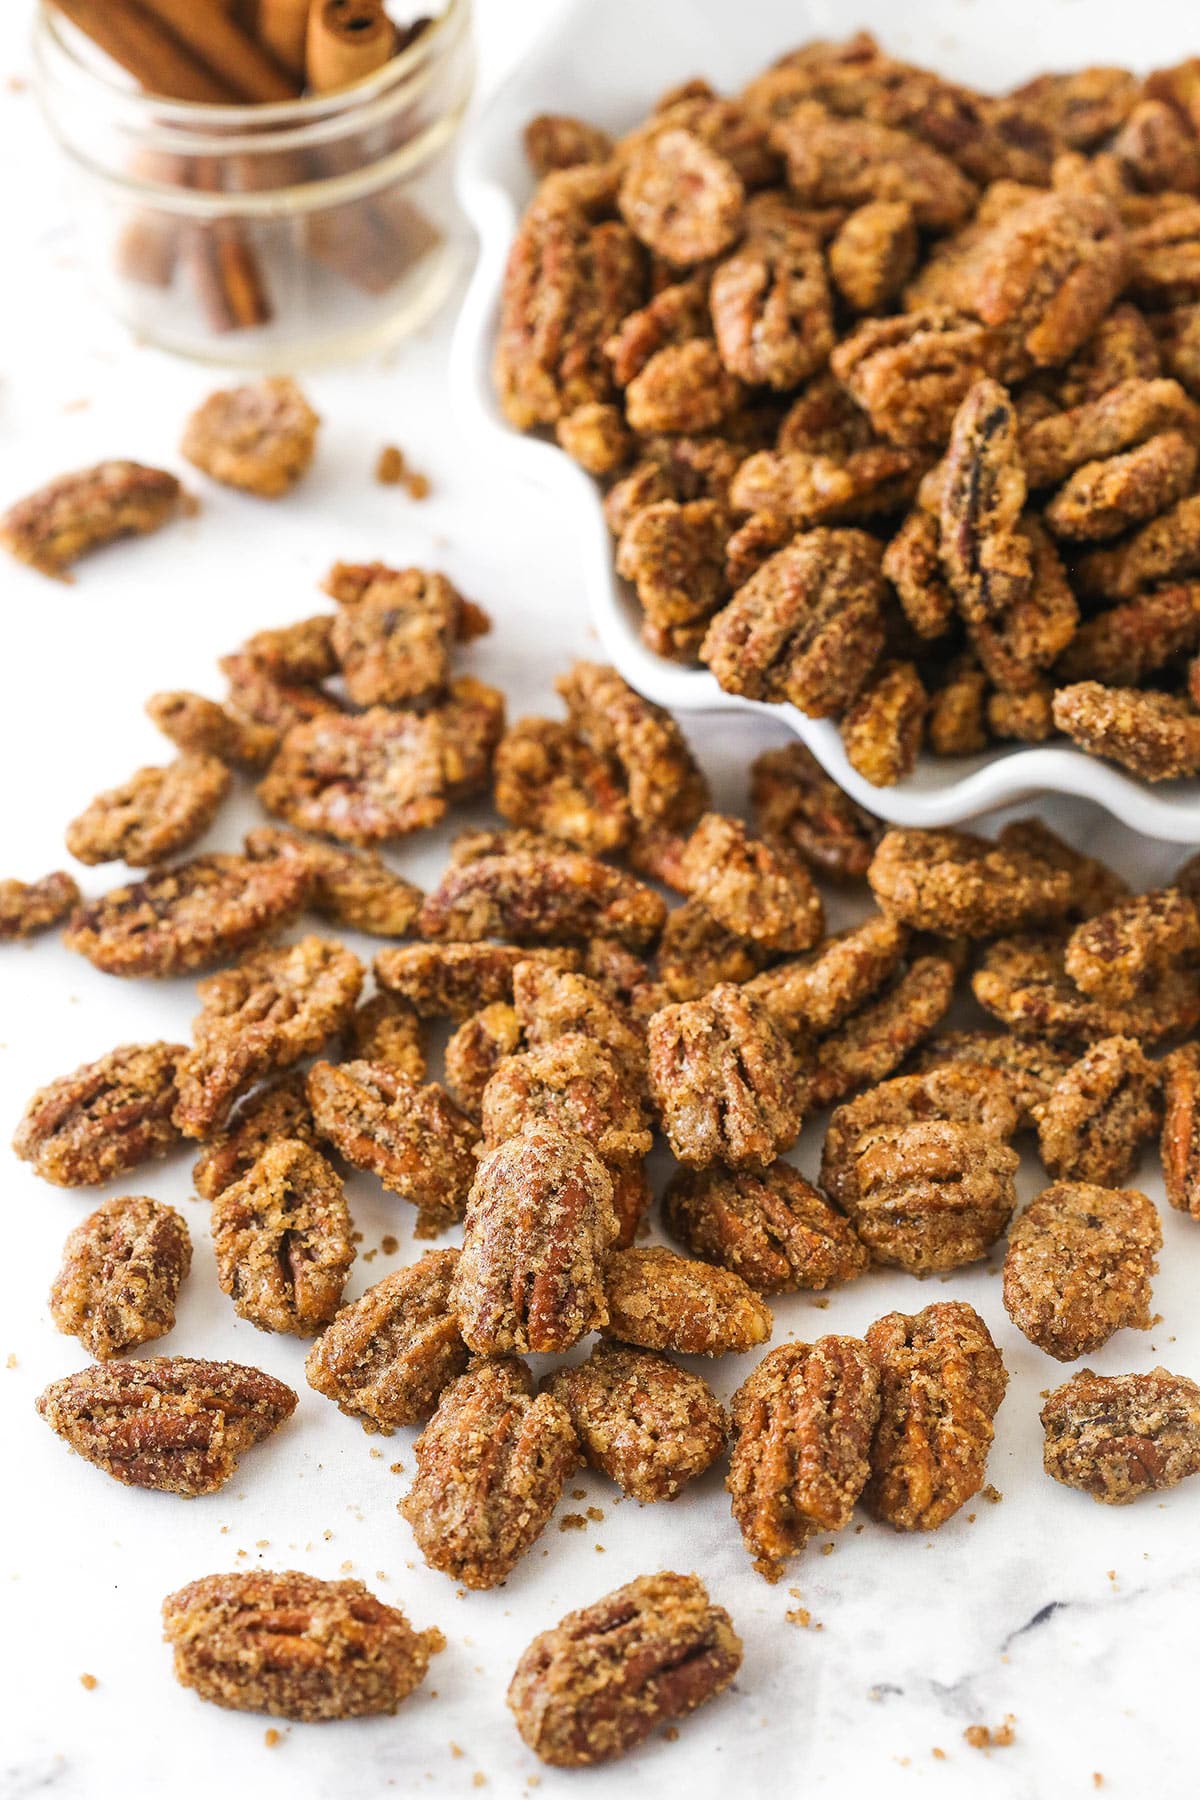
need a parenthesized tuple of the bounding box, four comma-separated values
(451, 0, 1200, 841)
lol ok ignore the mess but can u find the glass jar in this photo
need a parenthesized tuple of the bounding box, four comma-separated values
(33, 0, 475, 366)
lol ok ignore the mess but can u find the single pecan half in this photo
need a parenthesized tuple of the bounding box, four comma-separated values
(305, 1249, 468, 1431)
(602, 1245, 772, 1355)
(1041, 1367, 1200, 1503)
(546, 1344, 727, 1502)
(1003, 1179, 1160, 1360)
(211, 1140, 354, 1336)
(13, 1041, 186, 1187)
(49, 1195, 191, 1360)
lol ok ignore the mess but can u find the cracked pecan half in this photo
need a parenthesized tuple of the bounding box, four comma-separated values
(0, 869, 80, 940)
(745, 915, 910, 1037)
(728, 1336, 880, 1580)
(908, 1029, 1075, 1129)
(401, 1356, 579, 1588)
(602, 1245, 771, 1355)
(1055, 582, 1200, 687)
(36, 1356, 296, 1495)
(711, 238, 833, 388)
(323, 562, 484, 707)
(648, 982, 803, 1168)
(305, 1249, 468, 1431)
(374, 942, 579, 1020)
(868, 826, 1073, 936)
(937, 378, 1031, 625)
(451, 1124, 617, 1355)
(181, 377, 318, 497)
(493, 718, 630, 854)
(13, 1040, 186, 1187)
(163, 1570, 442, 1719)
(50, 1195, 191, 1360)
(1064, 888, 1200, 1002)
(443, 1002, 522, 1117)
(865, 1300, 1007, 1531)
(772, 102, 977, 229)
(829, 199, 918, 312)
(619, 128, 745, 264)
(66, 755, 230, 868)
(211, 1139, 354, 1336)
(1003, 1179, 1160, 1360)
(191, 1069, 318, 1200)
(418, 847, 665, 949)
(556, 661, 709, 834)
(679, 812, 824, 953)
(664, 1160, 869, 1293)
(345, 992, 427, 1077)
(508, 1571, 741, 1767)
(546, 1344, 727, 1502)
(145, 691, 279, 771)
(749, 741, 882, 884)
(974, 929, 1200, 1041)
(803, 955, 957, 1110)
(1041, 1367, 1200, 1503)
(512, 958, 646, 1082)
(1, 460, 190, 578)
(832, 309, 995, 448)
(840, 660, 927, 787)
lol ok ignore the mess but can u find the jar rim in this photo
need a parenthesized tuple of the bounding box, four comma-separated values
(34, 0, 466, 125)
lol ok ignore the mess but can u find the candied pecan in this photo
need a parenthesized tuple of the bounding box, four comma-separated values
(556, 661, 709, 833)
(701, 528, 887, 717)
(618, 128, 744, 265)
(604, 275, 713, 387)
(773, 103, 977, 230)
(1155, 300, 1200, 395)
(323, 564, 476, 707)
(1162, 1045, 1200, 1217)
(508, 1571, 741, 1767)
(1003, 1179, 1160, 1360)
(828, 200, 918, 312)
(258, 679, 505, 844)
(882, 510, 956, 640)
(163, 1570, 440, 1721)
(971, 192, 1128, 366)
(974, 930, 1200, 1041)
(995, 818, 1129, 919)
(654, 898, 768, 1004)
(622, 88, 778, 186)
(868, 826, 1072, 936)
(1056, 582, 1200, 685)
(36, 1357, 296, 1495)
(937, 378, 1031, 624)
(443, 1002, 521, 1117)
(239, 615, 338, 683)
(400, 1356, 578, 1588)
(1076, 495, 1200, 603)
(1056, 302, 1162, 407)
(1065, 888, 1200, 1002)
(481, 1035, 651, 1166)
(0, 870, 80, 940)
(616, 499, 730, 647)
(306, 1249, 468, 1430)
(1021, 377, 1199, 490)
(865, 1301, 1006, 1530)
(192, 1070, 318, 1200)
(968, 516, 1079, 694)
(1127, 202, 1200, 306)
(211, 1140, 353, 1336)
(727, 1337, 880, 1579)
(219, 652, 339, 736)
(525, 113, 614, 178)
(374, 942, 579, 1020)
(746, 915, 909, 1036)
(452, 1125, 617, 1354)
(728, 444, 925, 528)
(13, 1040, 185, 1187)
(840, 660, 927, 787)
(345, 991, 426, 1078)
(724, 511, 793, 590)
(603, 1245, 771, 1355)
(1053, 681, 1200, 780)
(547, 1345, 726, 1502)
(909, 1029, 1075, 1128)
(146, 691, 279, 771)
(63, 851, 309, 978)
(987, 682, 1055, 742)
(805, 955, 957, 1110)
(243, 826, 421, 938)
(1007, 68, 1141, 152)
(710, 240, 833, 388)
(49, 1195, 191, 1360)
(648, 982, 802, 1168)
(679, 812, 824, 952)
(626, 339, 744, 435)
(512, 958, 645, 1080)
(927, 659, 989, 755)
(1, 460, 190, 578)
(307, 1059, 477, 1237)
(173, 936, 362, 1138)
(418, 848, 665, 949)
(1036, 1037, 1162, 1185)
(833, 310, 995, 449)
(778, 370, 877, 457)
(749, 741, 882, 884)
(1044, 430, 1197, 541)
(1145, 56, 1200, 135)
(1041, 1367, 1200, 1503)
(65, 755, 229, 868)
(555, 401, 632, 474)
(665, 1160, 868, 1293)
(181, 377, 318, 497)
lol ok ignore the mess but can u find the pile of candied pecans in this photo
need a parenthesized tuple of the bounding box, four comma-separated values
(498, 34, 1200, 786)
(7, 289, 1200, 1762)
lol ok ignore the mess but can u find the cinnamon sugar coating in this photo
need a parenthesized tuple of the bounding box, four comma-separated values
(1064, 887, 1200, 1001)
(0, 870, 81, 940)
(1036, 1037, 1162, 1185)
(648, 982, 803, 1168)
(13, 1041, 186, 1187)
(146, 691, 279, 771)
(400, 1356, 579, 1589)
(305, 1250, 468, 1431)
(1041, 1367, 1200, 1504)
(218, 651, 339, 737)
(974, 929, 1200, 1041)
(971, 192, 1128, 365)
(1044, 430, 1197, 540)
(512, 958, 646, 1080)
(180, 377, 319, 497)
(804, 954, 957, 1111)
(909, 1030, 1075, 1128)
(653, 898, 768, 1004)
(626, 339, 745, 436)
(481, 1035, 651, 1165)
(710, 238, 834, 388)
(1053, 682, 1200, 781)
(665, 1160, 868, 1294)
(306, 1059, 477, 1238)
(745, 915, 910, 1037)
(773, 102, 976, 229)
(679, 812, 824, 952)
(619, 128, 744, 264)
(36, 1356, 296, 1496)
(192, 1070, 319, 1201)
(1, 460, 190, 577)
(244, 826, 423, 937)
(995, 817, 1130, 919)
(829, 200, 918, 313)
(602, 1246, 772, 1356)
(323, 562, 485, 708)
(868, 826, 1073, 936)
(840, 660, 927, 787)
(865, 1301, 1007, 1531)
(66, 756, 230, 867)
(728, 1336, 880, 1579)
(493, 718, 630, 853)
(211, 1139, 354, 1336)
(617, 498, 731, 660)
(832, 309, 994, 448)
(556, 661, 709, 833)
(1162, 1045, 1200, 1218)
(546, 1344, 727, 1502)
(1004, 1178, 1160, 1362)
(1055, 582, 1200, 687)
(49, 1195, 191, 1360)
(418, 848, 665, 949)
(238, 615, 338, 684)
(162, 1571, 441, 1720)
(525, 113, 614, 178)
(451, 1124, 617, 1355)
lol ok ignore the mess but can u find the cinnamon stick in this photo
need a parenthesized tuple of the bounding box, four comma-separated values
(51, 0, 236, 104)
(306, 0, 395, 94)
(187, 224, 274, 331)
(256, 0, 311, 80)
(133, 0, 301, 102)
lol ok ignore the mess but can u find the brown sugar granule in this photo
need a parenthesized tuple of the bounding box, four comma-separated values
(507, 1571, 741, 1766)
(1003, 1180, 1160, 1361)
(1, 460, 191, 578)
(546, 1344, 727, 1502)
(50, 1194, 191, 1360)
(162, 1570, 441, 1719)
(13, 1040, 186, 1188)
(181, 378, 319, 497)
(211, 1140, 354, 1337)
(66, 756, 230, 868)
(305, 1250, 468, 1431)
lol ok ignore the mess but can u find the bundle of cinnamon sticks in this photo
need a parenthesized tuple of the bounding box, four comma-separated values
(53, 0, 436, 335)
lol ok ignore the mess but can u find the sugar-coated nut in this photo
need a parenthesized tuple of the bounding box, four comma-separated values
(1003, 1179, 1161, 1360)
(1040, 1368, 1200, 1504)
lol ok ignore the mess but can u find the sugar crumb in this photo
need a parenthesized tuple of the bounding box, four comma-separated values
(79, 1673, 98, 1691)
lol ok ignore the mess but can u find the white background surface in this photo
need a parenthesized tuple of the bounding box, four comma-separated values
(0, 4, 1197, 1798)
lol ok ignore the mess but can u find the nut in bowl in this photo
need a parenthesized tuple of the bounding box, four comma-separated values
(452, 0, 1200, 840)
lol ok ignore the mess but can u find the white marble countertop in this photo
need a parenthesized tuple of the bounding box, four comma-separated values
(1, 5, 1197, 1797)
